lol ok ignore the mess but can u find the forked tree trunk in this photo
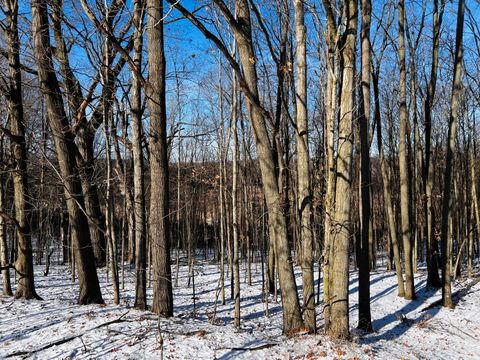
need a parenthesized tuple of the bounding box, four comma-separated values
(31, 0, 103, 304)
(50, 0, 107, 267)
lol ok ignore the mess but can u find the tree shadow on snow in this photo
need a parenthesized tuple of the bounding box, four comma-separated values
(360, 279, 444, 344)
(215, 338, 277, 360)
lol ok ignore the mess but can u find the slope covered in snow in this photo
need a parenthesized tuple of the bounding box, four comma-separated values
(1, 261, 479, 359)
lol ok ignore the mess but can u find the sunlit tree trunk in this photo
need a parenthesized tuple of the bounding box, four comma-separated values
(328, 0, 357, 339)
(398, 0, 415, 300)
(132, 0, 148, 310)
(0, 137, 12, 296)
(321, 0, 339, 329)
(148, 0, 173, 316)
(232, 68, 241, 327)
(293, 0, 315, 333)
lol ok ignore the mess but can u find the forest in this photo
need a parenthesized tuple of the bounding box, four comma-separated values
(0, 0, 480, 358)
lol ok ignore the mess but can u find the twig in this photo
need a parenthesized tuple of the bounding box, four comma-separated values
(44, 248, 55, 276)
(217, 343, 278, 352)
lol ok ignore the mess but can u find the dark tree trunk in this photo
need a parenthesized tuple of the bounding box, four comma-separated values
(31, 0, 103, 304)
(357, 0, 372, 332)
(5, 0, 39, 300)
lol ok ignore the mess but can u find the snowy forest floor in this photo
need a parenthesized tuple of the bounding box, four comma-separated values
(1, 258, 480, 359)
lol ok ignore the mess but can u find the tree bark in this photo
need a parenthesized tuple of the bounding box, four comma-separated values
(232, 68, 241, 328)
(440, 0, 464, 309)
(357, 0, 372, 332)
(5, 0, 39, 300)
(293, 0, 315, 333)
(321, 0, 338, 330)
(50, 0, 107, 267)
(167, 0, 304, 333)
(31, 0, 103, 304)
(398, 0, 415, 300)
(148, 0, 173, 317)
(0, 137, 12, 296)
(423, 0, 445, 289)
(132, 0, 148, 310)
(328, 0, 357, 339)
(233, 0, 303, 333)
(373, 69, 405, 297)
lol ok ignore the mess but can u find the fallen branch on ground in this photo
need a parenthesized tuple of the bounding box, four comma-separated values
(6, 312, 130, 358)
(217, 342, 278, 352)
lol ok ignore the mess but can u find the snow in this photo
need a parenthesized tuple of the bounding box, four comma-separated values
(1, 259, 479, 359)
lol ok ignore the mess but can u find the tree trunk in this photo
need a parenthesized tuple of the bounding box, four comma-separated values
(147, 0, 173, 317)
(132, 0, 148, 310)
(293, 0, 315, 333)
(327, 0, 357, 339)
(5, 0, 39, 300)
(0, 138, 12, 296)
(423, 0, 445, 289)
(168, 0, 304, 334)
(50, 0, 107, 267)
(357, 0, 372, 332)
(398, 0, 415, 300)
(234, 0, 303, 333)
(103, 98, 120, 305)
(440, 0, 464, 309)
(31, 0, 103, 304)
(321, 0, 339, 329)
(373, 70, 405, 297)
(232, 69, 241, 327)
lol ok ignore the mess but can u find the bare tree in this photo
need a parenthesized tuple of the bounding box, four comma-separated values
(132, 0, 148, 311)
(167, 0, 304, 333)
(31, 0, 103, 304)
(397, 0, 415, 300)
(293, 0, 315, 333)
(327, 0, 357, 339)
(440, 0, 465, 309)
(423, 0, 445, 288)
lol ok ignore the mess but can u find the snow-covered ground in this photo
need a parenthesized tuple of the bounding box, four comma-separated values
(1, 259, 479, 359)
